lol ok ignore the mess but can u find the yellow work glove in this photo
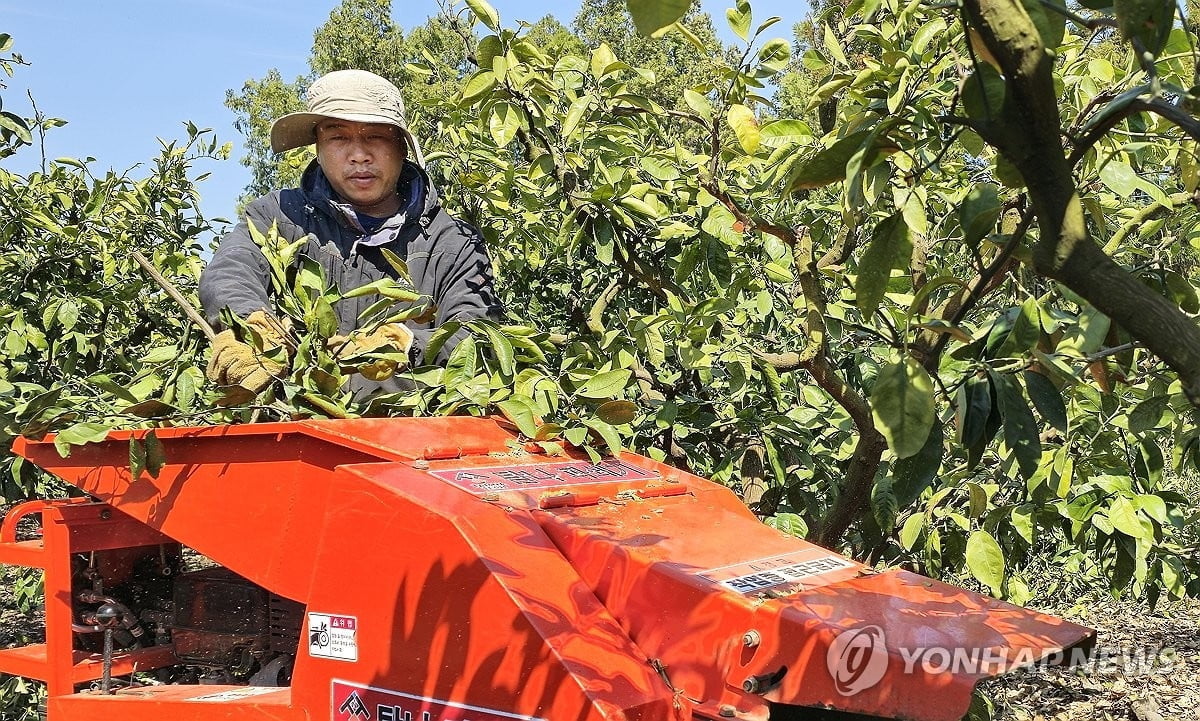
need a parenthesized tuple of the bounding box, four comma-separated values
(205, 310, 290, 393)
(329, 323, 415, 382)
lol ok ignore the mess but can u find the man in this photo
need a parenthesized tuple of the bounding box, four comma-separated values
(200, 69, 501, 397)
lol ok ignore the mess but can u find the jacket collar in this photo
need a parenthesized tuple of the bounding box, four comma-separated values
(300, 159, 439, 237)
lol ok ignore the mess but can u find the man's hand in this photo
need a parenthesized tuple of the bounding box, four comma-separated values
(206, 310, 290, 392)
(329, 323, 414, 382)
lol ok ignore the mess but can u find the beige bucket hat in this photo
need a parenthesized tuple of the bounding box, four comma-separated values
(270, 69, 424, 164)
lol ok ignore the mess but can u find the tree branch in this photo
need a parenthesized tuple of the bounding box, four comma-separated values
(1103, 192, 1198, 254)
(1070, 97, 1200, 167)
(963, 0, 1200, 404)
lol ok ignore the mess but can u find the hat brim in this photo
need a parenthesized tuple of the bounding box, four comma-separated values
(270, 111, 417, 155)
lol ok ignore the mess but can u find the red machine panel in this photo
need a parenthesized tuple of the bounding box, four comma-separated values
(5, 418, 1094, 721)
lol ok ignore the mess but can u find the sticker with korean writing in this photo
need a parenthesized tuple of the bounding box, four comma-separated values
(333, 680, 545, 721)
(308, 613, 358, 662)
(698, 550, 857, 594)
(429, 458, 659, 495)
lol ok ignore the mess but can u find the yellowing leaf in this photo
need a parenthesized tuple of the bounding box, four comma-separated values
(465, 0, 500, 31)
(727, 104, 760, 154)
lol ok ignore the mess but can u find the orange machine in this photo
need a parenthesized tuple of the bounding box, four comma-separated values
(1, 418, 1093, 721)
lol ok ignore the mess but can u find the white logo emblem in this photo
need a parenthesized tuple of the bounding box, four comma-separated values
(826, 624, 888, 696)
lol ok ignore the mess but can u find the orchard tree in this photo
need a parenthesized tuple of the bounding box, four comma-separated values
(607, 0, 1200, 600)
(225, 69, 307, 197)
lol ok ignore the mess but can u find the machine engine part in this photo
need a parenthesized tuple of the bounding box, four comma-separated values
(171, 567, 302, 681)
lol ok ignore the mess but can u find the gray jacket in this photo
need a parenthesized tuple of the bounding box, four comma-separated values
(199, 159, 501, 395)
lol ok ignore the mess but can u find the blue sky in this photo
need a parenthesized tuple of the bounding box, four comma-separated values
(1, 0, 802, 235)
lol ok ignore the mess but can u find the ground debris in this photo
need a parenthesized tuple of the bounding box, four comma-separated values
(983, 593, 1200, 721)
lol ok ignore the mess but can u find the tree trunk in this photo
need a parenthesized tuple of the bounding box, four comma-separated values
(963, 0, 1200, 404)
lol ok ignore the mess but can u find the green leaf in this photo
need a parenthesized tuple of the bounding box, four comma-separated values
(56, 300, 80, 332)
(759, 119, 812, 148)
(1022, 370, 1067, 433)
(0, 111, 31, 145)
(1115, 0, 1175, 57)
(1011, 505, 1035, 544)
(997, 297, 1042, 357)
(1057, 305, 1110, 356)
(966, 530, 1005, 595)
(962, 64, 1006, 123)
(958, 183, 1001, 247)
(871, 476, 899, 530)
(871, 357, 936, 459)
(683, 89, 713, 122)
(1128, 395, 1171, 433)
(992, 371, 1042, 480)
(53, 422, 111, 458)
(785, 130, 873, 192)
(727, 104, 760, 154)
(313, 297, 338, 338)
(627, 0, 692, 37)
(476, 35, 503, 68)
(726, 0, 752, 41)
(590, 43, 619, 78)
(765, 512, 808, 537)
(578, 369, 632, 399)
(489, 101, 522, 146)
(144, 429, 167, 478)
(1108, 495, 1151, 539)
(129, 438, 147, 479)
(89, 374, 140, 404)
(956, 373, 993, 447)
(497, 397, 540, 437)
(706, 237, 733, 287)
(856, 213, 912, 318)
(1020, 0, 1066, 48)
(757, 38, 791, 74)
(822, 23, 849, 66)
(1099, 159, 1141, 198)
(892, 420, 944, 507)
(479, 323, 515, 376)
(443, 336, 478, 389)
(596, 400, 638, 425)
(583, 417, 624, 453)
(1164, 271, 1200, 313)
(423, 321, 462, 362)
(562, 96, 590, 139)
(465, 0, 501, 31)
(460, 70, 497, 105)
(142, 346, 179, 364)
(900, 514, 925, 550)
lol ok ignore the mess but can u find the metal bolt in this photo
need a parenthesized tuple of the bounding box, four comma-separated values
(413, 460, 430, 470)
(742, 630, 761, 648)
(99, 509, 111, 520)
(718, 705, 737, 718)
(742, 677, 760, 694)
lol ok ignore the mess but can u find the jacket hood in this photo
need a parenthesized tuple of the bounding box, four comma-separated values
(299, 158, 440, 226)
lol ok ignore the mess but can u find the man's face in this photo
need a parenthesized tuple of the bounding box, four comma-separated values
(315, 119, 407, 217)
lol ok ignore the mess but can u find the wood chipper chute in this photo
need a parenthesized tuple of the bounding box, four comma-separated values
(0, 417, 1094, 721)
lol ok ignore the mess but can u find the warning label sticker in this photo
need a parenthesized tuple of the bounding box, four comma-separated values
(699, 550, 856, 594)
(308, 613, 358, 662)
(430, 458, 659, 495)
(333, 680, 545, 721)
